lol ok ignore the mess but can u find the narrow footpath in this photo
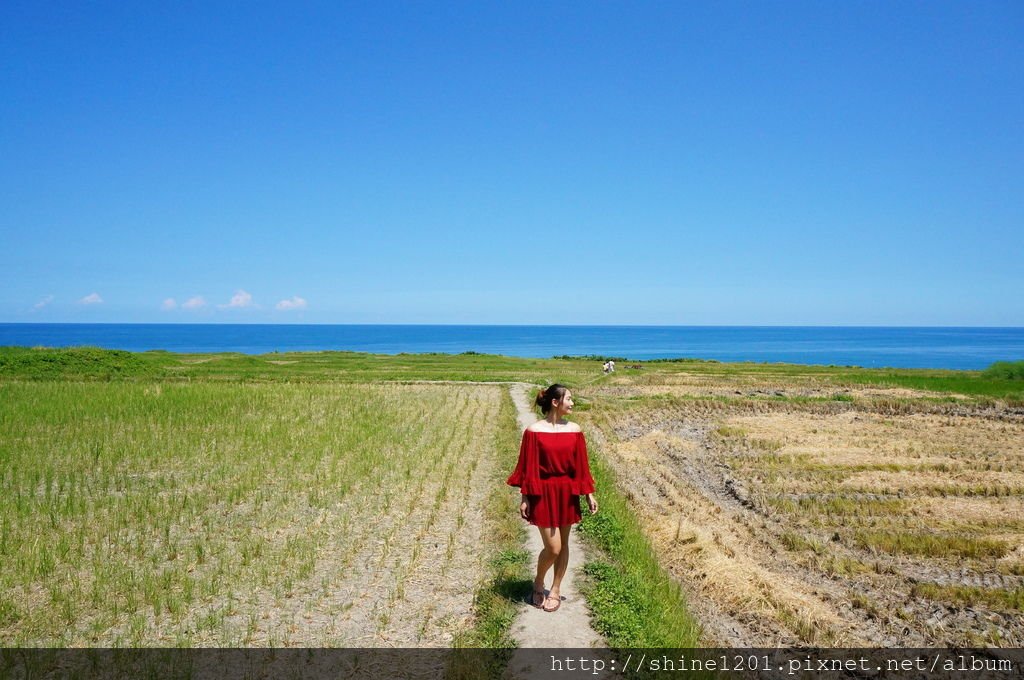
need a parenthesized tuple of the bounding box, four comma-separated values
(507, 383, 605, 653)
(380, 379, 608, 656)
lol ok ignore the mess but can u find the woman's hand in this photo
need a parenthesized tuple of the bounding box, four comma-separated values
(520, 495, 530, 520)
(586, 493, 598, 515)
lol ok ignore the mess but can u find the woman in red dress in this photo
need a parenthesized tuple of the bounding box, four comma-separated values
(507, 384, 598, 612)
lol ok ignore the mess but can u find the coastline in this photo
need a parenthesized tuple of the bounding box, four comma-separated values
(2, 323, 1024, 370)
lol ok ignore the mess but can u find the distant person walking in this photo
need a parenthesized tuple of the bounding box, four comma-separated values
(507, 384, 598, 612)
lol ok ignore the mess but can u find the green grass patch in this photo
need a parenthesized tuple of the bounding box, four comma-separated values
(0, 346, 169, 380)
(575, 438, 700, 647)
(0, 346, 601, 386)
(982, 360, 1024, 381)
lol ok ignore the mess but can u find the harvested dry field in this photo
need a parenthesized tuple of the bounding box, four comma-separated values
(0, 381, 503, 646)
(582, 374, 1024, 647)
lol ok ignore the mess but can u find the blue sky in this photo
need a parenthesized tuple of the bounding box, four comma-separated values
(2, 1, 1021, 325)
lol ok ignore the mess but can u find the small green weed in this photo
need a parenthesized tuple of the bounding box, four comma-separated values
(853, 531, 1008, 558)
(911, 583, 1024, 611)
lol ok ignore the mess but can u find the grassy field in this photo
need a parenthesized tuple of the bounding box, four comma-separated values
(3, 346, 1023, 400)
(1, 346, 1021, 648)
(0, 378, 507, 646)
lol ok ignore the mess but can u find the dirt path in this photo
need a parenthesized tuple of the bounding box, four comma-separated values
(382, 381, 608, 653)
(506, 383, 605, 655)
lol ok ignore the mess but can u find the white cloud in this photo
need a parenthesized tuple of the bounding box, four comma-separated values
(220, 289, 254, 309)
(182, 295, 207, 309)
(79, 293, 103, 305)
(161, 298, 177, 310)
(275, 296, 308, 311)
(33, 295, 54, 310)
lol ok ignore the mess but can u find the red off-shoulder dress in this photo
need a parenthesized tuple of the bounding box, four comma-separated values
(506, 429, 596, 527)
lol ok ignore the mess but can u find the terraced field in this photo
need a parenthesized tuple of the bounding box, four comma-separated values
(3, 347, 1021, 650)
(578, 373, 1024, 647)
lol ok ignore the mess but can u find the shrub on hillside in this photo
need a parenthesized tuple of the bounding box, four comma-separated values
(982, 360, 1024, 380)
(0, 346, 162, 379)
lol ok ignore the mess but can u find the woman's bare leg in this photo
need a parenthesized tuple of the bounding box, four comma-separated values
(547, 525, 572, 604)
(534, 526, 562, 601)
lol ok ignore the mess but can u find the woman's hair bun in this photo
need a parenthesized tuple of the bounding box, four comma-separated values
(535, 384, 567, 415)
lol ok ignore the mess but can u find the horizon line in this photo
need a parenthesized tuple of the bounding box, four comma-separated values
(2, 322, 1023, 329)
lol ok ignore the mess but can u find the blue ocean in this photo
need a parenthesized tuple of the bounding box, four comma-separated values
(2, 323, 1023, 370)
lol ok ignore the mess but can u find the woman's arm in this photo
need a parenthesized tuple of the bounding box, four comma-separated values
(507, 430, 541, 495)
(572, 433, 596, 495)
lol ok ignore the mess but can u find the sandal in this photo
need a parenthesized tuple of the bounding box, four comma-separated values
(530, 588, 546, 608)
(542, 594, 562, 612)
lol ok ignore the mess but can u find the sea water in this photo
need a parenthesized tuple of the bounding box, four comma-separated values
(2, 323, 1023, 370)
